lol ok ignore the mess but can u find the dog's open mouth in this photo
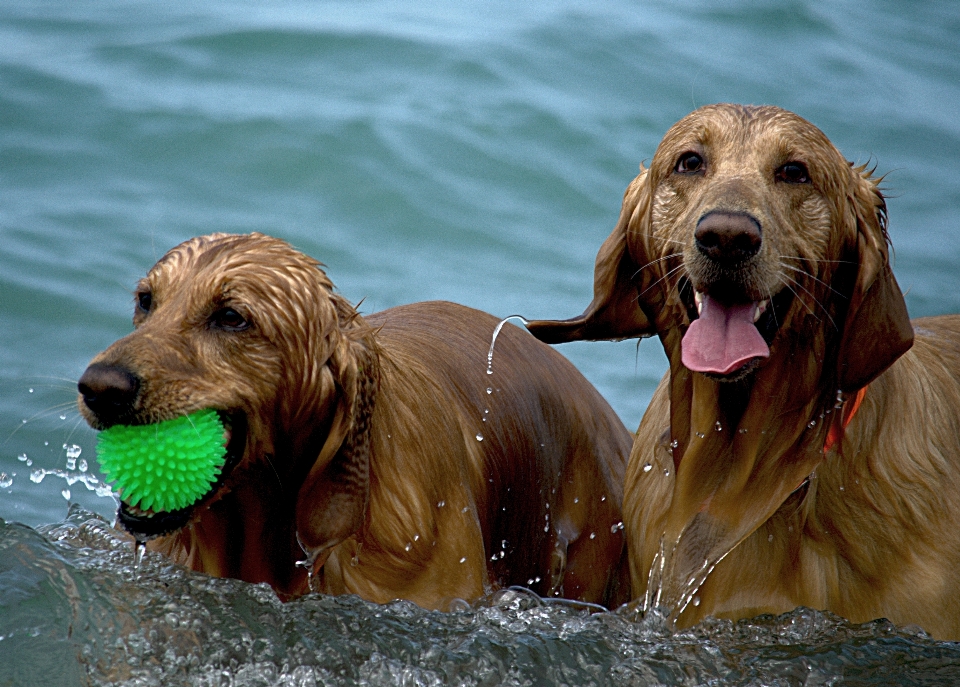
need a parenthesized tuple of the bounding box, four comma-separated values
(678, 279, 791, 380)
(116, 411, 247, 539)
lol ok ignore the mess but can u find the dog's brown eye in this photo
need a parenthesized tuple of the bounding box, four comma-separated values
(137, 292, 152, 313)
(675, 152, 704, 174)
(775, 162, 810, 184)
(212, 308, 250, 332)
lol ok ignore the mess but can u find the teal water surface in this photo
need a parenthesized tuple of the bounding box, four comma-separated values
(1, 1, 959, 684)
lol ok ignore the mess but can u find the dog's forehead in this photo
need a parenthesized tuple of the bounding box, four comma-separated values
(656, 104, 838, 166)
(145, 233, 330, 299)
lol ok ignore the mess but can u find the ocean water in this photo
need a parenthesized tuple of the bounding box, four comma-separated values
(1, 0, 959, 684)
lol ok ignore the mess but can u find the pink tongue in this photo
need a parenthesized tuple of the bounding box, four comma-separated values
(681, 295, 770, 374)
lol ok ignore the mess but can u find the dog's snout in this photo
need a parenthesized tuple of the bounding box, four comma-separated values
(695, 212, 762, 264)
(78, 363, 140, 424)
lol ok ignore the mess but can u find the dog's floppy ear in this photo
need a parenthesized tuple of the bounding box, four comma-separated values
(835, 166, 913, 392)
(295, 329, 379, 573)
(526, 172, 655, 344)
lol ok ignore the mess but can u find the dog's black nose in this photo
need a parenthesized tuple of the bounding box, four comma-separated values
(695, 212, 762, 264)
(78, 363, 140, 424)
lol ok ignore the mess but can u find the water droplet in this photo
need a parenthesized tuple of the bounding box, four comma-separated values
(693, 596, 701, 607)
(414, 534, 420, 541)
(601, 495, 606, 502)
(573, 497, 579, 504)
(30, 470, 44, 484)
(28, 388, 33, 393)
(738, 428, 748, 434)
(695, 432, 705, 439)
(768, 534, 774, 543)
(643, 463, 653, 473)
(714, 421, 722, 432)
(839, 485, 845, 491)
(459, 557, 467, 564)
(462, 506, 469, 513)
(78, 459, 88, 472)
(405, 542, 412, 552)
(663, 468, 670, 477)
(610, 521, 624, 533)
(131, 539, 148, 582)
(59, 415, 66, 421)
(61, 488, 70, 500)
(589, 532, 596, 539)
(17, 454, 27, 462)
(0, 473, 12, 488)
(808, 420, 817, 428)
(476, 433, 483, 442)
(669, 439, 679, 448)
(66, 457, 76, 471)
(486, 387, 492, 395)
(437, 501, 445, 508)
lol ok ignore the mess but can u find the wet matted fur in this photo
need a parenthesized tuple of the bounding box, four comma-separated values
(527, 104, 960, 638)
(78, 233, 632, 610)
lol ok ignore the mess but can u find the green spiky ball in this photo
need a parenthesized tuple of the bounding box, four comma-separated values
(96, 409, 227, 513)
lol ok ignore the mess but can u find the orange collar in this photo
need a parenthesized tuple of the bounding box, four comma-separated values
(823, 386, 868, 454)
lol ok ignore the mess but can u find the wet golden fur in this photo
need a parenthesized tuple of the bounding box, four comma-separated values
(79, 233, 632, 609)
(528, 104, 960, 638)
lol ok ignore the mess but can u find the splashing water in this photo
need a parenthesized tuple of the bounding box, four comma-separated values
(479, 315, 531, 441)
(486, 315, 530, 376)
(64, 443, 82, 470)
(9, 510, 956, 687)
(642, 530, 741, 624)
(132, 539, 147, 580)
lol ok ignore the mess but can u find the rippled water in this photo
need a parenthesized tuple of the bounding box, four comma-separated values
(2, 0, 959, 684)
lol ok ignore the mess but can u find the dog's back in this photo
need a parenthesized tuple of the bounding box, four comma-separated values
(361, 301, 631, 607)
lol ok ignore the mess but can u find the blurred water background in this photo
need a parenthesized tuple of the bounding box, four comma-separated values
(1, 0, 959, 684)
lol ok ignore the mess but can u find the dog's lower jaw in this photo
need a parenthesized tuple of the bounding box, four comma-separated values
(117, 503, 192, 540)
(699, 357, 763, 383)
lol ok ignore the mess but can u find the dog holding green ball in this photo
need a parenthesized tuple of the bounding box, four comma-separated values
(78, 233, 632, 609)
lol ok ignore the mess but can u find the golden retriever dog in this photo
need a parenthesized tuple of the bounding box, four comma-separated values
(77, 233, 632, 610)
(527, 104, 960, 639)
